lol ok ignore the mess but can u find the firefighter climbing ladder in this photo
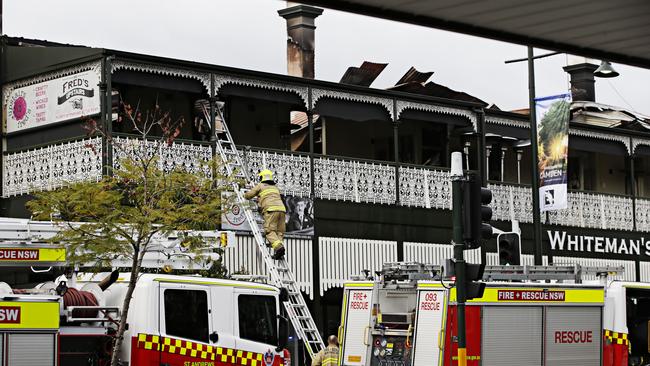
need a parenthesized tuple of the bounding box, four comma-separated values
(212, 103, 325, 358)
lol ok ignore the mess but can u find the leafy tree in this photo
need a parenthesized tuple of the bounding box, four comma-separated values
(28, 100, 237, 366)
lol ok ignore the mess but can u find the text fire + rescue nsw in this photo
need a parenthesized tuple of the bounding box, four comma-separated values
(0, 249, 39, 260)
(0, 306, 21, 323)
(497, 290, 565, 301)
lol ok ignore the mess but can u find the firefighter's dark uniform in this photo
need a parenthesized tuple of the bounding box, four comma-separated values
(244, 174, 286, 259)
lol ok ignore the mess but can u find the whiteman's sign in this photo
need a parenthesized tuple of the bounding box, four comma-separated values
(547, 230, 650, 257)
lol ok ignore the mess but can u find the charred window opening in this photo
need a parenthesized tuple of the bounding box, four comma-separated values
(110, 70, 211, 142)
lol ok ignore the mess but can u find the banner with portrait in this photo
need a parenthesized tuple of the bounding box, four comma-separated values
(221, 192, 314, 237)
(535, 93, 571, 211)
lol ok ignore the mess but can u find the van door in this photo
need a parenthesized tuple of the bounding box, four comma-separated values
(234, 290, 281, 356)
(210, 286, 236, 349)
(158, 282, 213, 366)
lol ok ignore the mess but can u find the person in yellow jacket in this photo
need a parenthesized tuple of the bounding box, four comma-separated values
(244, 169, 286, 260)
(312, 336, 339, 366)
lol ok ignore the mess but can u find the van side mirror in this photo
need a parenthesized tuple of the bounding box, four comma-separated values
(279, 288, 289, 303)
(277, 314, 289, 352)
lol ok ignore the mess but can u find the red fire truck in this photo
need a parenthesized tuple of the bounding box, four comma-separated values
(338, 262, 650, 366)
(0, 218, 290, 366)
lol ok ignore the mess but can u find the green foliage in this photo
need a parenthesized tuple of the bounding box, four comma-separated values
(27, 156, 237, 271)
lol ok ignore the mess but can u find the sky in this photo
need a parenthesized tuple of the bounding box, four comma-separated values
(5, 0, 650, 115)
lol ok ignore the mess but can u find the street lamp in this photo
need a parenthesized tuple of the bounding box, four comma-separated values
(505, 48, 621, 265)
(594, 61, 620, 78)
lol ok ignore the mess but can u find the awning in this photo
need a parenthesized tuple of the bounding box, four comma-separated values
(299, 0, 650, 69)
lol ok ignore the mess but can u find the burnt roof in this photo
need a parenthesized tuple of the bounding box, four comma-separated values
(389, 80, 488, 107)
(395, 66, 433, 86)
(339, 61, 388, 87)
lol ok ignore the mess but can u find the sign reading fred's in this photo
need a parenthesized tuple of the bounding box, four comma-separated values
(4, 69, 101, 133)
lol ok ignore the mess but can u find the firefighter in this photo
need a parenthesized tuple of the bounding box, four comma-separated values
(312, 335, 339, 366)
(244, 169, 286, 260)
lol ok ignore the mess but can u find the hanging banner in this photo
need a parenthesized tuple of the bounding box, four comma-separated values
(221, 192, 314, 237)
(535, 93, 571, 211)
(4, 70, 101, 133)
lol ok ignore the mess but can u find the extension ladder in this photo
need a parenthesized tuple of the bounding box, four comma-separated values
(211, 103, 325, 358)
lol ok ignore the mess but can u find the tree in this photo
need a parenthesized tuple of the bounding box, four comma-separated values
(28, 99, 237, 366)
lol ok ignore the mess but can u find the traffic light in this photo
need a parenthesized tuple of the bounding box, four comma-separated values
(498, 232, 521, 265)
(462, 173, 494, 249)
(465, 262, 486, 300)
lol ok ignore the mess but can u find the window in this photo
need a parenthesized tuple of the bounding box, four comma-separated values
(238, 295, 277, 345)
(164, 289, 209, 342)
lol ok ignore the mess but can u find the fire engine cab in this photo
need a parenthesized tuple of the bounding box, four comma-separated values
(338, 262, 650, 366)
(0, 218, 290, 366)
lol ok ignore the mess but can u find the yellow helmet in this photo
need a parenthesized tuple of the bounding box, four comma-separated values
(259, 169, 274, 182)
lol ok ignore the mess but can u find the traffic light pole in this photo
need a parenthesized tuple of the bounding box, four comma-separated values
(451, 152, 467, 366)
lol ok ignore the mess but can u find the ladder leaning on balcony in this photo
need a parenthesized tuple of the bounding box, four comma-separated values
(208, 102, 325, 359)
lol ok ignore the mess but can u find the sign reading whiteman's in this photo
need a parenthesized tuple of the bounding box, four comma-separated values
(548, 230, 650, 257)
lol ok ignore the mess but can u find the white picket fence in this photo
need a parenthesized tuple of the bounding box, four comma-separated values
(319, 237, 397, 296)
(640, 262, 650, 282)
(221, 234, 314, 299)
(403, 242, 481, 265)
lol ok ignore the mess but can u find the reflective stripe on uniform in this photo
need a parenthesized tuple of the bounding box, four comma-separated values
(266, 205, 286, 212)
(259, 187, 280, 197)
(271, 240, 283, 250)
(321, 347, 339, 366)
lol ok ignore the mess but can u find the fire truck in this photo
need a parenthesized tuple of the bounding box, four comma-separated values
(0, 218, 291, 366)
(338, 262, 650, 366)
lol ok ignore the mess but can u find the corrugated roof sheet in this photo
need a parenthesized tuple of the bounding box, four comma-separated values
(339, 61, 388, 87)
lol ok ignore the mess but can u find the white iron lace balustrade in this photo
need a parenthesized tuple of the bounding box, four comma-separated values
(111, 137, 212, 177)
(398, 166, 452, 209)
(3, 138, 103, 197)
(239, 148, 311, 198)
(547, 191, 633, 231)
(487, 183, 533, 223)
(314, 156, 396, 204)
(636, 198, 650, 232)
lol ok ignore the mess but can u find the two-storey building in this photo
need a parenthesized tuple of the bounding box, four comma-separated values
(2, 30, 650, 337)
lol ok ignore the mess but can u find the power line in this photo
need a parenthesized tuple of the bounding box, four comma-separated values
(605, 79, 637, 112)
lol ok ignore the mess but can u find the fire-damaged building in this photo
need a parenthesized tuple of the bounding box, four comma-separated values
(3, 4, 650, 339)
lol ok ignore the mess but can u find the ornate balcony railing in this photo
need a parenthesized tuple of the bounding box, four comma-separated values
(487, 183, 533, 223)
(547, 191, 634, 231)
(111, 136, 212, 177)
(314, 156, 397, 205)
(3, 140, 645, 232)
(240, 148, 311, 198)
(2, 137, 103, 197)
(635, 198, 650, 232)
(399, 166, 452, 209)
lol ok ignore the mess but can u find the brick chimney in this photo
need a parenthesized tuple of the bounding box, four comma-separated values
(278, 3, 323, 79)
(563, 56, 598, 102)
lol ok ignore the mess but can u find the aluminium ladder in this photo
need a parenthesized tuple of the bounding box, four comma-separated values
(211, 103, 325, 358)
